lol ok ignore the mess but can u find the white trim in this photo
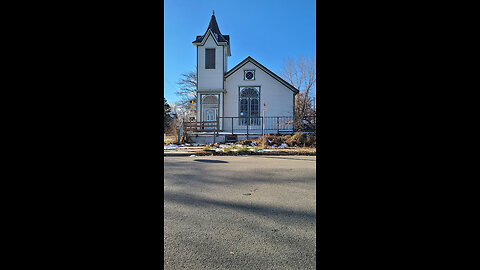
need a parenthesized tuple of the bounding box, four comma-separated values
(196, 89, 226, 93)
(244, 69, 255, 80)
(193, 29, 228, 47)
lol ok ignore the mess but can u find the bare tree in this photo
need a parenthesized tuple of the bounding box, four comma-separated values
(175, 68, 197, 113)
(170, 102, 189, 123)
(280, 56, 316, 131)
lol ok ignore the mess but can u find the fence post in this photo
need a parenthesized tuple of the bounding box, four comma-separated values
(213, 120, 216, 144)
(276, 117, 279, 135)
(231, 117, 234, 135)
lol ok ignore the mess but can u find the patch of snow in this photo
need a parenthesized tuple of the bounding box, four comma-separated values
(268, 139, 272, 143)
(231, 149, 238, 152)
(164, 144, 179, 150)
(250, 142, 257, 146)
(189, 155, 196, 157)
(272, 144, 278, 147)
(280, 143, 288, 148)
(219, 144, 227, 148)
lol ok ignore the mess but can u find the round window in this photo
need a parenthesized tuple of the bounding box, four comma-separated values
(245, 71, 254, 80)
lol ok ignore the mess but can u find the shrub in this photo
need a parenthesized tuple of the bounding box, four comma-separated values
(252, 133, 316, 148)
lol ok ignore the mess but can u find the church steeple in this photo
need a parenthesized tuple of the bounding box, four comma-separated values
(192, 13, 230, 123)
(193, 12, 231, 101)
(193, 13, 231, 56)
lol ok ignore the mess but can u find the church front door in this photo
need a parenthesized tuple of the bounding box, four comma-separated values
(203, 108, 217, 130)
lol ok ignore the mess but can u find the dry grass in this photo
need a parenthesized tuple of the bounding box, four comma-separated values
(239, 133, 316, 148)
(196, 141, 316, 156)
(164, 133, 177, 145)
(164, 123, 181, 145)
(194, 147, 316, 156)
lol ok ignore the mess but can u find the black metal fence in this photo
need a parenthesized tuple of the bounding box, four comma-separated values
(183, 115, 316, 136)
(221, 116, 294, 135)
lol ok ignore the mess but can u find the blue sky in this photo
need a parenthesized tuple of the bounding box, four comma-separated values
(164, 0, 316, 104)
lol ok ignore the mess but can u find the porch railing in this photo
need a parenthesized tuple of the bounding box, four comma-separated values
(183, 116, 316, 138)
(184, 121, 218, 132)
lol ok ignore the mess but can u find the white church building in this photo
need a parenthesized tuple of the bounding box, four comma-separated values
(188, 13, 299, 142)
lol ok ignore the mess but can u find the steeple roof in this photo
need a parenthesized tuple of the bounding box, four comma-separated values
(193, 14, 230, 53)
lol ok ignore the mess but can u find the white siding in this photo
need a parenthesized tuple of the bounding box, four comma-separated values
(224, 62, 294, 118)
(197, 34, 224, 90)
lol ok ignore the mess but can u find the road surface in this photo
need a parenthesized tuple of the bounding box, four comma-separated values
(164, 155, 316, 269)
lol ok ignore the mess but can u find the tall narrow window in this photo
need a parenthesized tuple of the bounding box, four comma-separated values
(239, 87, 260, 125)
(205, 48, 215, 69)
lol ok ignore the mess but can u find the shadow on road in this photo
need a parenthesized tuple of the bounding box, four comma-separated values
(164, 190, 316, 268)
(165, 159, 315, 188)
(193, 159, 229, 163)
(164, 190, 315, 223)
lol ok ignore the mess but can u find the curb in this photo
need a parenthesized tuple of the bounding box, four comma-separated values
(165, 151, 316, 157)
(193, 152, 316, 156)
(164, 151, 197, 157)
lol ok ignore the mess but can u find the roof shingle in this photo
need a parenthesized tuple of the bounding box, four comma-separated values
(192, 14, 229, 44)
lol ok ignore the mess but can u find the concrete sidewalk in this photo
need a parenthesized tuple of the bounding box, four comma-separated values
(164, 150, 197, 156)
(164, 147, 204, 156)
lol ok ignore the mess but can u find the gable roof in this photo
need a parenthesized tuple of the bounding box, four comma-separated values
(192, 14, 231, 56)
(225, 56, 300, 94)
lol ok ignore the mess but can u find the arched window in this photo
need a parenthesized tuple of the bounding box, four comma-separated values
(239, 87, 260, 125)
(202, 95, 218, 104)
(240, 88, 258, 98)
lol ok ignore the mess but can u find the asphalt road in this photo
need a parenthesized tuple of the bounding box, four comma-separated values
(164, 155, 316, 269)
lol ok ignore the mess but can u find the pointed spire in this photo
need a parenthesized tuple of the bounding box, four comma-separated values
(193, 12, 231, 56)
(207, 12, 222, 37)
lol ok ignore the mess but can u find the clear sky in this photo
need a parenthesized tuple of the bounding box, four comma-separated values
(164, 0, 316, 104)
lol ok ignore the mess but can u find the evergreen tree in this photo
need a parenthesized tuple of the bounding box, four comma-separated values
(164, 97, 171, 132)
